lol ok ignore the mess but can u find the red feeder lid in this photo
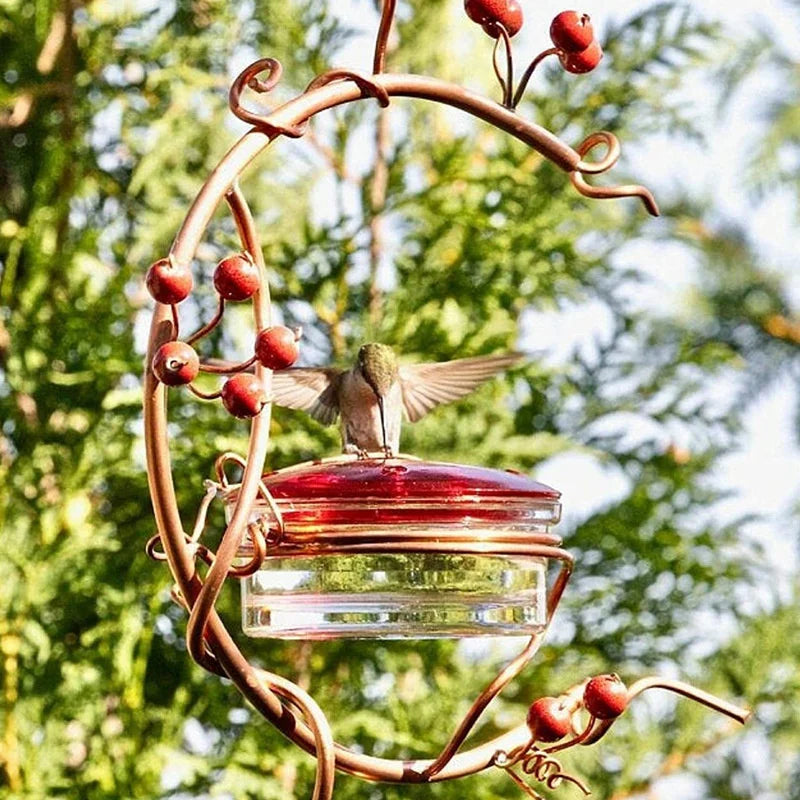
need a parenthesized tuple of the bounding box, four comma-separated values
(229, 456, 561, 529)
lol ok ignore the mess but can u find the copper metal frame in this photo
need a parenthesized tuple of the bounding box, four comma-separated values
(143, 4, 746, 799)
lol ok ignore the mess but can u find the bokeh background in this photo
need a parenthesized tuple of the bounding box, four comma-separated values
(1, 0, 799, 798)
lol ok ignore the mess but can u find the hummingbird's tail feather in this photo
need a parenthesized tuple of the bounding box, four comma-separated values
(398, 352, 524, 423)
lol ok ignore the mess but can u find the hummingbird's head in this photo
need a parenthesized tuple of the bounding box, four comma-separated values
(357, 343, 398, 398)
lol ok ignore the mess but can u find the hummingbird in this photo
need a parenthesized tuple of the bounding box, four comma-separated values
(269, 343, 522, 456)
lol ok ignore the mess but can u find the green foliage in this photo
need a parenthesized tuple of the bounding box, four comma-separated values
(1, 1, 797, 799)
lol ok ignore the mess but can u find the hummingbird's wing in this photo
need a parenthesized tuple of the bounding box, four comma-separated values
(398, 352, 523, 423)
(270, 368, 342, 425)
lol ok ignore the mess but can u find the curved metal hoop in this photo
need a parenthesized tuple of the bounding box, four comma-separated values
(220, 61, 658, 211)
(144, 59, 664, 796)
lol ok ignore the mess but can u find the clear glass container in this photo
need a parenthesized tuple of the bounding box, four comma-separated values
(226, 457, 561, 640)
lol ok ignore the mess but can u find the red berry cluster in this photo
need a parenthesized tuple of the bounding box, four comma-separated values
(464, 0, 523, 39)
(550, 11, 603, 74)
(147, 249, 302, 419)
(151, 324, 301, 419)
(525, 675, 628, 745)
(145, 251, 262, 306)
(220, 326, 300, 418)
(460, 4, 603, 85)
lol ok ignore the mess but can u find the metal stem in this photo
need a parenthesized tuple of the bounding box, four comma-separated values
(492, 36, 509, 106)
(198, 355, 257, 375)
(425, 632, 545, 778)
(187, 384, 222, 401)
(498, 26, 514, 108)
(627, 677, 750, 725)
(373, 0, 397, 74)
(512, 48, 558, 110)
(187, 297, 225, 346)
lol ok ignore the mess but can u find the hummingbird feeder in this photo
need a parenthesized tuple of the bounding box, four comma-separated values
(223, 456, 567, 639)
(142, 2, 750, 798)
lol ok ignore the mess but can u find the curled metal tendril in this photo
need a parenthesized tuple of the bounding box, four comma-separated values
(146, 527, 266, 579)
(144, 468, 277, 580)
(230, 59, 392, 141)
(495, 748, 589, 800)
(214, 452, 286, 538)
(229, 58, 307, 138)
(571, 131, 660, 216)
(519, 750, 590, 795)
(574, 131, 621, 173)
(306, 69, 390, 108)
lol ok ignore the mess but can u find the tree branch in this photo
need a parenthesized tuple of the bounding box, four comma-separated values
(305, 126, 360, 185)
(36, 11, 68, 74)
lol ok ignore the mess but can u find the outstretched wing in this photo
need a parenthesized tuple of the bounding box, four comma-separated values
(270, 368, 342, 426)
(399, 352, 523, 423)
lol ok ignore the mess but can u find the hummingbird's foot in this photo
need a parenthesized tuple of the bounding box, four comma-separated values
(343, 443, 367, 459)
(381, 445, 394, 459)
(343, 444, 372, 460)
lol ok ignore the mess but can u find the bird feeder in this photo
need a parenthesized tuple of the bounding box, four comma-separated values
(222, 455, 568, 639)
(142, 2, 750, 798)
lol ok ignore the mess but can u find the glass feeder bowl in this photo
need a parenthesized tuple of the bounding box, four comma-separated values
(225, 456, 562, 640)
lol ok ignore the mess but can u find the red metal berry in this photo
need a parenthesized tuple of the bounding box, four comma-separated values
(550, 11, 594, 53)
(559, 40, 603, 74)
(464, 0, 523, 38)
(146, 258, 193, 305)
(526, 697, 572, 743)
(464, 0, 497, 24)
(221, 373, 267, 419)
(583, 674, 628, 719)
(213, 253, 260, 301)
(152, 341, 200, 387)
(255, 325, 300, 370)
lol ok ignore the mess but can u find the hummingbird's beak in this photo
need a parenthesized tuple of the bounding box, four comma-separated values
(376, 393, 388, 453)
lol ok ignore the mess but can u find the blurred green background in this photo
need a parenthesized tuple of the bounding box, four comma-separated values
(1, 0, 799, 798)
